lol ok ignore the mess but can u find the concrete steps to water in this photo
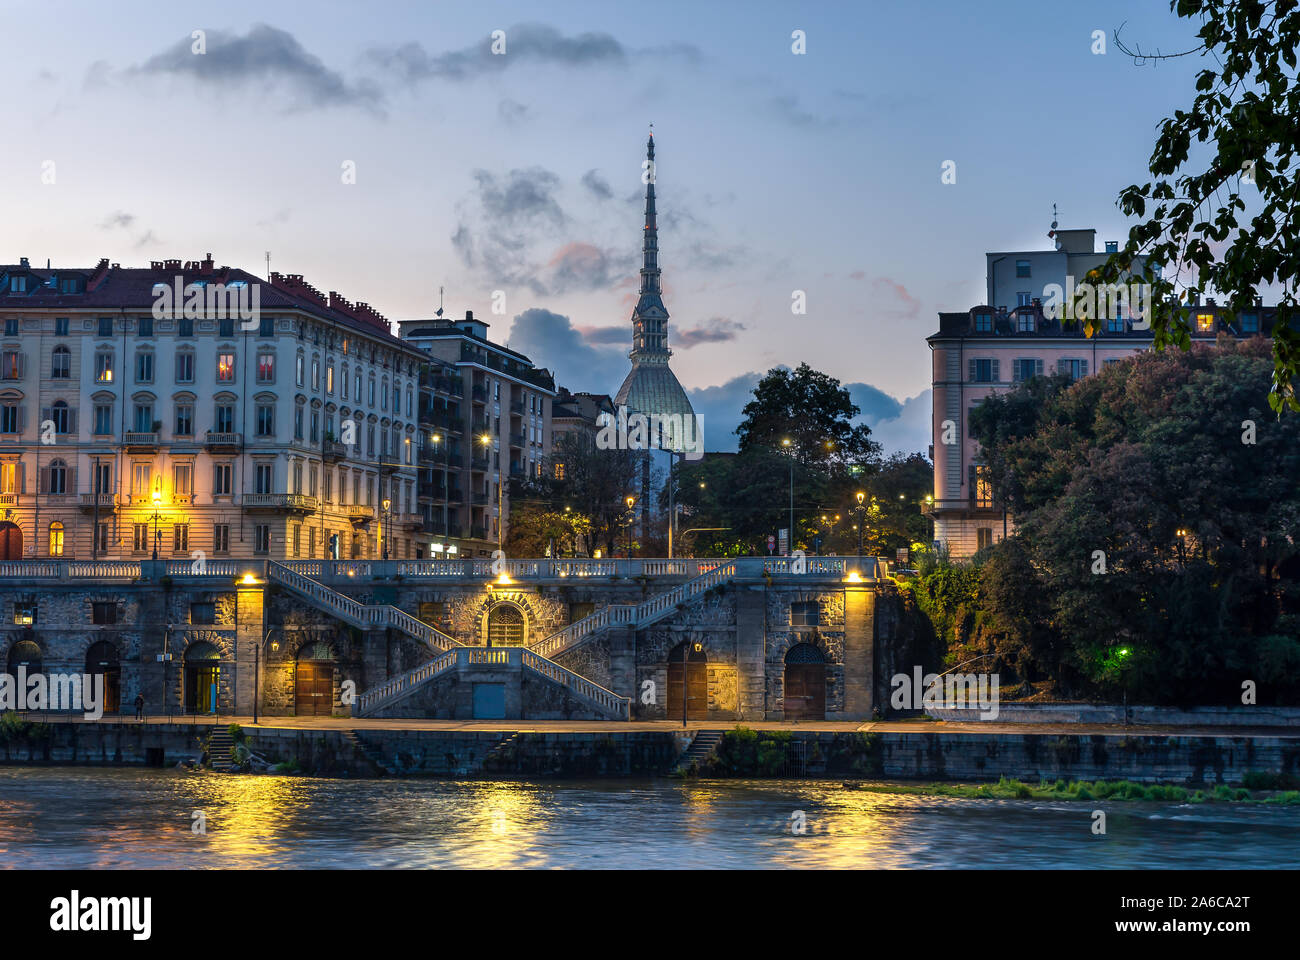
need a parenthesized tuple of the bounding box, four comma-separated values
(674, 730, 724, 774)
(342, 731, 392, 776)
(206, 726, 234, 772)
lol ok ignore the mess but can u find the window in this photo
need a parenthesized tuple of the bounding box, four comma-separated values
(969, 358, 999, 383)
(219, 317, 234, 338)
(791, 601, 819, 626)
(292, 524, 301, 557)
(213, 523, 229, 553)
(138, 315, 153, 337)
(95, 351, 113, 383)
(1196, 313, 1215, 333)
(173, 524, 189, 553)
(1015, 259, 1031, 278)
(55, 316, 69, 336)
(294, 404, 304, 441)
(311, 358, 320, 390)
(51, 346, 71, 379)
(1, 405, 19, 434)
(47, 459, 67, 494)
(0, 462, 17, 495)
(216, 353, 235, 382)
(135, 351, 154, 383)
(554, 462, 566, 480)
(175, 351, 194, 383)
(175, 404, 193, 436)
(213, 463, 232, 496)
(94, 523, 110, 555)
(14, 599, 37, 624)
(259, 314, 274, 337)
(296, 353, 305, 387)
(190, 602, 216, 625)
(132, 463, 152, 497)
(1012, 358, 1043, 382)
(255, 463, 274, 494)
(132, 523, 149, 553)
(3, 318, 16, 336)
(58, 275, 82, 295)
(256, 404, 275, 437)
(93, 462, 111, 494)
(92, 602, 118, 625)
(98, 317, 113, 338)
(976, 528, 994, 550)
(132, 402, 153, 433)
(173, 463, 192, 498)
(1241, 312, 1260, 333)
(1, 350, 22, 380)
(257, 352, 275, 382)
(310, 411, 319, 443)
(341, 364, 349, 400)
(178, 315, 194, 338)
(8, 276, 25, 294)
(48, 522, 63, 557)
(1016, 291, 1032, 307)
(1016, 312, 1035, 333)
(1106, 315, 1125, 333)
(972, 313, 992, 333)
(368, 379, 376, 406)
(1057, 358, 1088, 380)
(88, 402, 109, 436)
(215, 405, 234, 433)
(326, 364, 334, 394)
(49, 400, 72, 434)
(254, 524, 271, 554)
(973, 465, 993, 507)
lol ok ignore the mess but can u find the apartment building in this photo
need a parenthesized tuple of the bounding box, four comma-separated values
(398, 311, 555, 558)
(551, 387, 615, 480)
(0, 255, 423, 561)
(928, 231, 1280, 559)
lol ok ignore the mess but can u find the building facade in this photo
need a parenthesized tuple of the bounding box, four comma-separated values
(398, 311, 555, 558)
(0, 255, 424, 561)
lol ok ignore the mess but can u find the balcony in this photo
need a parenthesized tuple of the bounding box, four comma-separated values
(509, 464, 525, 480)
(509, 398, 524, 415)
(124, 431, 159, 451)
(244, 493, 318, 514)
(472, 493, 489, 506)
(204, 431, 243, 452)
(79, 493, 118, 511)
(377, 458, 405, 475)
(322, 439, 347, 463)
(509, 433, 526, 448)
(470, 455, 491, 471)
(346, 505, 375, 524)
(471, 418, 491, 434)
(471, 385, 488, 403)
(469, 525, 488, 540)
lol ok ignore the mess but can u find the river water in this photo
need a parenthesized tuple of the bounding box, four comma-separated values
(0, 767, 1295, 869)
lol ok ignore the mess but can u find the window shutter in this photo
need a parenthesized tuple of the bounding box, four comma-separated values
(68, 409, 77, 434)
(17, 406, 24, 433)
(968, 359, 976, 382)
(17, 354, 24, 379)
(18, 462, 25, 494)
(40, 407, 49, 429)
(1035, 359, 1043, 376)
(1080, 360, 1089, 377)
(1013, 359, 1022, 383)
(39, 466, 48, 494)
(967, 464, 976, 499)
(1057, 359, 1069, 374)
(70, 467, 78, 494)
(991, 359, 1000, 382)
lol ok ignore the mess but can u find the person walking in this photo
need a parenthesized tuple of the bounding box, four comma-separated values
(134, 692, 145, 721)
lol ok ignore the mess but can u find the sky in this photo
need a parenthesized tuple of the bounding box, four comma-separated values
(0, 0, 1208, 455)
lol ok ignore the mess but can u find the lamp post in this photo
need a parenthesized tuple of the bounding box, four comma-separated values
(431, 431, 449, 548)
(251, 628, 278, 725)
(781, 438, 794, 553)
(625, 495, 635, 558)
(479, 433, 493, 547)
(855, 491, 865, 563)
(381, 498, 391, 559)
(150, 483, 162, 561)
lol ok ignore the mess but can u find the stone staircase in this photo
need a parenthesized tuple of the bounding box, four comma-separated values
(266, 562, 461, 653)
(673, 729, 724, 775)
(342, 730, 392, 776)
(206, 725, 235, 772)
(530, 561, 738, 660)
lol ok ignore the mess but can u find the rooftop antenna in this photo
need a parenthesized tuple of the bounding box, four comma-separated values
(435, 285, 444, 318)
(265, 251, 271, 278)
(1049, 203, 1061, 250)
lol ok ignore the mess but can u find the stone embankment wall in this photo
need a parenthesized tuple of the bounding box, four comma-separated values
(5, 722, 1298, 783)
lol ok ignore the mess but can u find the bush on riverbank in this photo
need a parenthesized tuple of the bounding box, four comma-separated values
(843, 775, 1300, 803)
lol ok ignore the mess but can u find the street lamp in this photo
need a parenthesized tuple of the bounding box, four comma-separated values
(855, 491, 866, 562)
(782, 438, 794, 554)
(478, 433, 496, 546)
(150, 482, 163, 560)
(625, 495, 635, 558)
(252, 629, 279, 724)
(381, 497, 392, 559)
(431, 431, 450, 550)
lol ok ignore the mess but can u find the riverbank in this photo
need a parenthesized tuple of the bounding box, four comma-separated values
(2, 718, 1298, 784)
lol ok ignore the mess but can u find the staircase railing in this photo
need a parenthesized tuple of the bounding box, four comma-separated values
(355, 649, 458, 716)
(521, 650, 631, 719)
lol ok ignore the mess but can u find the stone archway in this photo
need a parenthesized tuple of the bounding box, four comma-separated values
(85, 640, 121, 714)
(183, 641, 221, 714)
(783, 642, 826, 721)
(485, 602, 526, 647)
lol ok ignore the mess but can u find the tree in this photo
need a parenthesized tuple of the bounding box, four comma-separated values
(1093, 1, 1300, 411)
(736, 362, 881, 467)
(537, 430, 639, 556)
(968, 339, 1300, 704)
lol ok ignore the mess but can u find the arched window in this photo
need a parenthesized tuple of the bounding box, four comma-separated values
(48, 521, 64, 556)
(49, 400, 70, 434)
(51, 345, 71, 379)
(7, 640, 42, 674)
(486, 603, 525, 646)
(340, 362, 349, 400)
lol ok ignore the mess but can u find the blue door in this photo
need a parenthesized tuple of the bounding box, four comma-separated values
(472, 683, 506, 719)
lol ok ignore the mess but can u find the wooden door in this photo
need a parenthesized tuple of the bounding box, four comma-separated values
(295, 662, 334, 716)
(667, 661, 708, 720)
(0, 522, 22, 561)
(784, 664, 826, 721)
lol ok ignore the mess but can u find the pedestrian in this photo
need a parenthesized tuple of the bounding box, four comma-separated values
(134, 692, 145, 721)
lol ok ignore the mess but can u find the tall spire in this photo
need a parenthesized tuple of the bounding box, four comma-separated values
(631, 128, 669, 363)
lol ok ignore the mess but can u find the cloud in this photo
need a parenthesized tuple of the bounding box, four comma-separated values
(134, 230, 162, 248)
(581, 169, 613, 201)
(473, 167, 565, 226)
(498, 98, 529, 124)
(673, 316, 745, 349)
(871, 276, 921, 318)
(505, 308, 628, 393)
(128, 24, 382, 113)
(686, 372, 763, 451)
(858, 390, 931, 457)
(100, 211, 135, 230)
(575, 325, 628, 345)
(768, 94, 836, 128)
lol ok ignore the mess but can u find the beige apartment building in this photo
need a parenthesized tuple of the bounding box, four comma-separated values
(927, 229, 1278, 559)
(0, 255, 424, 561)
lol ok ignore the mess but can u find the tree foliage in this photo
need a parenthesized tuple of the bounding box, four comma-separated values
(1095, 0, 1300, 411)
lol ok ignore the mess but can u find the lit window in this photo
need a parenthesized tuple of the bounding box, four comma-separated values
(217, 353, 235, 382)
(1196, 313, 1215, 333)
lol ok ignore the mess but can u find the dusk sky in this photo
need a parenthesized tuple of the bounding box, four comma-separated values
(2, 0, 1206, 455)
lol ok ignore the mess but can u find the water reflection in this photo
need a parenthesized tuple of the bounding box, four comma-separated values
(0, 768, 1295, 869)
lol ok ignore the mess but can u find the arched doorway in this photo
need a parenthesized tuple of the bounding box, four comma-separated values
(183, 641, 221, 714)
(486, 602, 525, 646)
(0, 522, 22, 561)
(784, 643, 826, 721)
(295, 640, 335, 716)
(667, 641, 708, 721)
(85, 640, 121, 714)
(7, 639, 41, 675)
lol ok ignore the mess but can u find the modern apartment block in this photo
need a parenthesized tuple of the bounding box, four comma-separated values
(928, 230, 1280, 559)
(398, 311, 555, 558)
(0, 255, 424, 562)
